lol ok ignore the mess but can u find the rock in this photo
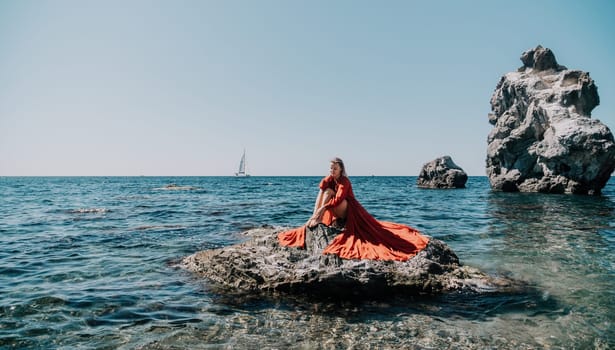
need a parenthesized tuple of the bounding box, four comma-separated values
(519, 45, 564, 72)
(487, 45, 615, 195)
(179, 226, 522, 298)
(417, 156, 468, 189)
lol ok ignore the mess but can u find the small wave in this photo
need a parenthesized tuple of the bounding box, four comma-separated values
(115, 195, 151, 200)
(2, 296, 67, 318)
(206, 210, 227, 217)
(68, 208, 110, 214)
(0, 266, 30, 276)
(133, 225, 185, 231)
(153, 184, 202, 191)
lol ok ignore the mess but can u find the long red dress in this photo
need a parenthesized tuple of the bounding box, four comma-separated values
(278, 175, 429, 261)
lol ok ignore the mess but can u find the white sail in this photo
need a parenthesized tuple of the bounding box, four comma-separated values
(235, 150, 250, 176)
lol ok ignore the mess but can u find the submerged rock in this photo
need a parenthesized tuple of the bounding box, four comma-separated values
(486, 45, 615, 195)
(417, 156, 468, 189)
(179, 226, 521, 297)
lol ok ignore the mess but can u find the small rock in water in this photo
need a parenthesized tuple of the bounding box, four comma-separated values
(417, 156, 468, 189)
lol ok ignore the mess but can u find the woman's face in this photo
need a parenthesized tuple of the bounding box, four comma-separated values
(329, 162, 342, 179)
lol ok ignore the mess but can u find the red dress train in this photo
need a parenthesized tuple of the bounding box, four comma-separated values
(278, 175, 429, 261)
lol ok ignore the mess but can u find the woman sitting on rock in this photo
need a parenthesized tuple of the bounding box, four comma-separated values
(278, 157, 429, 261)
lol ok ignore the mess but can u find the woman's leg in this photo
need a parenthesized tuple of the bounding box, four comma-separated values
(307, 189, 335, 228)
(331, 199, 348, 219)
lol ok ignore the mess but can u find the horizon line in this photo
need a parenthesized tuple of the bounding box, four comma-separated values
(0, 175, 491, 178)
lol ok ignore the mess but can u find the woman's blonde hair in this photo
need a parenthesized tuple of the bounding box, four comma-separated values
(330, 157, 347, 177)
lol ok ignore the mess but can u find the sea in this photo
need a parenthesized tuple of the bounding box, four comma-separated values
(0, 176, 613, 349)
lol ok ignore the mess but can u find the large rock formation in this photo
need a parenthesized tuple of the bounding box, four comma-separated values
(487, 45, 615, 195)
(417, 156, 468, 189)
(179, 225, 522, 297)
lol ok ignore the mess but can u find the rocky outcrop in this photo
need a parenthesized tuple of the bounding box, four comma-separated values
(417, 156, 468, 189)
(487, 45, 615, 195)
(179, 225, 522, 298)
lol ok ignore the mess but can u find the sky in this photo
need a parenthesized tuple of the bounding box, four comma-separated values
(1, 0, 614, 176)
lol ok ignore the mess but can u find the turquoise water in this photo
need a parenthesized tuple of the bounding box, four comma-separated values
(0, 176, 613, 349)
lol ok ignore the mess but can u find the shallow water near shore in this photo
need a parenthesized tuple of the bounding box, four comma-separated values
(1, 176, 613, 349)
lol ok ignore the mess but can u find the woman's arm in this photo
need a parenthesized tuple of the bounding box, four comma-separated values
(312, 189, 325, 215)
(306, 190, 325, 227)
(306, 178, 330, 227)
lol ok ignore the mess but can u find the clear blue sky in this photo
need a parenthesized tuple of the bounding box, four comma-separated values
(1, 0, 613, 176)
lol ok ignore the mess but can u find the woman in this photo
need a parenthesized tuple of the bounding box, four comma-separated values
(278, 157, 429, 261)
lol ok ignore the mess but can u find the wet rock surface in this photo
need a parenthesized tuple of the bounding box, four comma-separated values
(417, 156, 468, 189)
(487, 45, 615, 195)
(179, 226, 523, 297)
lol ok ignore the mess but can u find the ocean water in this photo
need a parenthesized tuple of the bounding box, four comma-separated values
(0, 176, 613, 349)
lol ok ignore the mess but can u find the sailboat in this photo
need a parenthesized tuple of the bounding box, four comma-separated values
(235, 149, 250, 177)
